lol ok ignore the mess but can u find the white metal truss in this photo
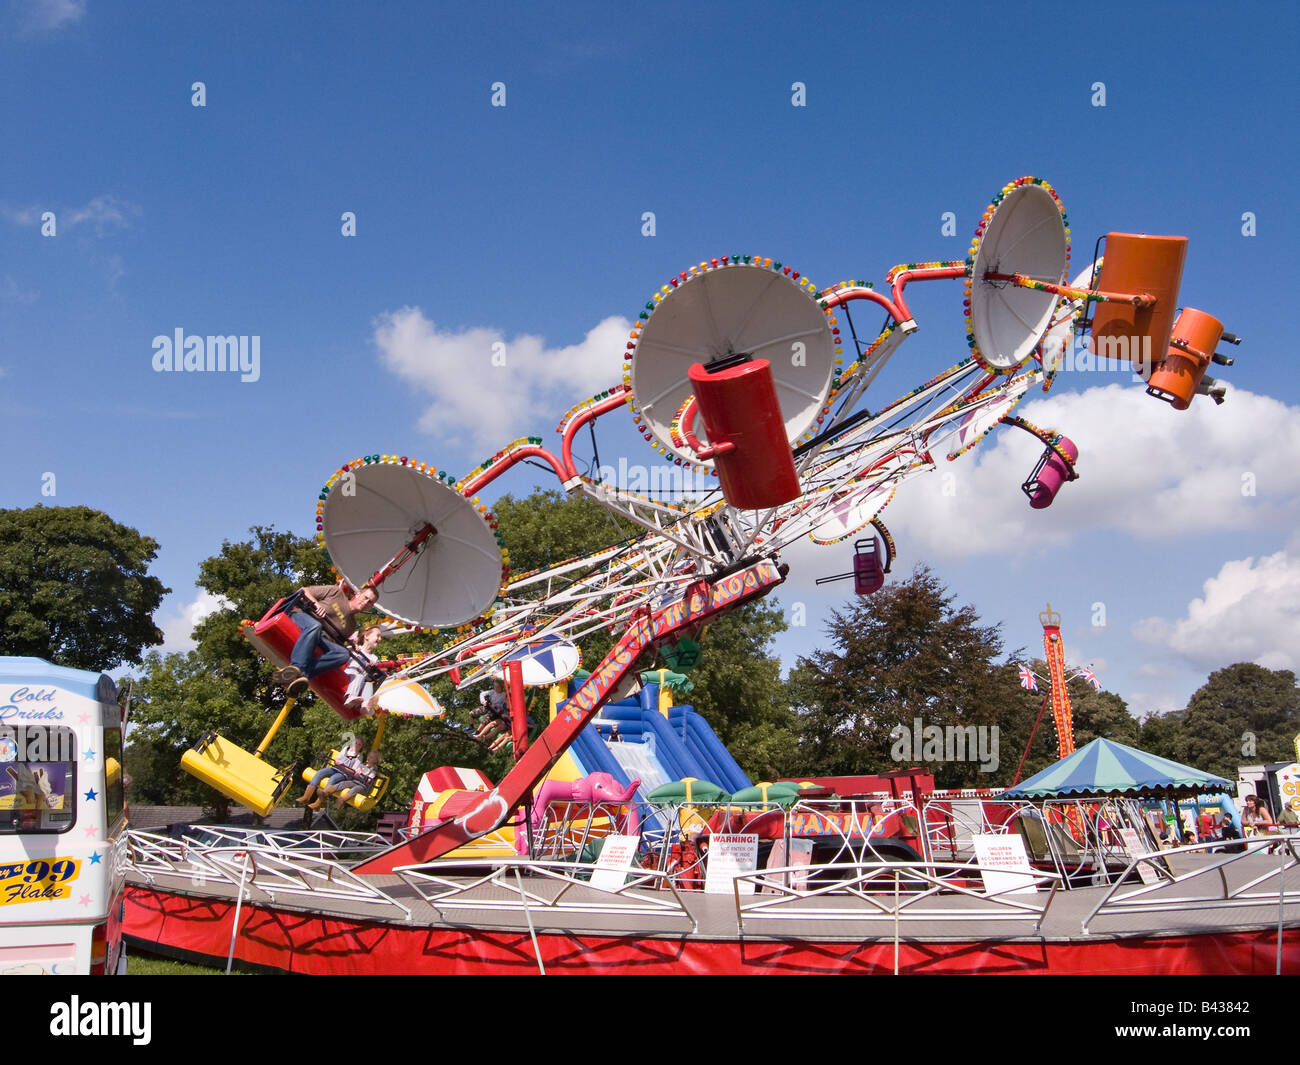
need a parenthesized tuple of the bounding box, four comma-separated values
(390, 349, 1044, 691)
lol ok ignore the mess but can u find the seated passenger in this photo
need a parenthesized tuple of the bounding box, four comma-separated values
(272, 582, 379, 697)
(296, 738, 363, 806)
(474, 679, 513, 752)
(344, 625, 387, 714)
(327, 750, 382, 810)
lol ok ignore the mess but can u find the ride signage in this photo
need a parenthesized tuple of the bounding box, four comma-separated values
(972, 834, 1037, 896)
(705, 833, 759, 895)
(590, 835, 640, 892)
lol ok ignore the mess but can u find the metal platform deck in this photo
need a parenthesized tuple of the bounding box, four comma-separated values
(123, 831, 1300, 974)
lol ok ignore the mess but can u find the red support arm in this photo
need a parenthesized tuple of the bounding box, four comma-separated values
(457, 387, 628, 497)
(818, 285, 907, 324)
(507, 659, 529, 759)
(367, 523, 437, 588)
(889, 265, 967, 322)
(354, 557, 787, 872)
(459, 445, 570, 499)
(559, 388, 630, 479)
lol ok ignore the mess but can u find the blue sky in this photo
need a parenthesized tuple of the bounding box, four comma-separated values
(2, 1, 1298, 724)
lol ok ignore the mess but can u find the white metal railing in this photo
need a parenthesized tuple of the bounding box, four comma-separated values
(1082, 834, 1300, 935)
(965, 797, 1163, 888)
(733, 859, 1062, 935)
(396, 857, 696, 929)
(521, 794, 1170, 895)
(197, 845, 412, 918)
(530, 800, 639, 862)
(126, 829, 411, 919)
(127, 830, 240, 887)
(633, 797, 991, 888)
(176, 825, 392, 864)
(760, 797, 926, 867)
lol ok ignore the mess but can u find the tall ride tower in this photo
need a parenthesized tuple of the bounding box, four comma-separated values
(1041, 603, 1075, 759)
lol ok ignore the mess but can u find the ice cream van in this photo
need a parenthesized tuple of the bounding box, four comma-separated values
(0, 658, 128, 974)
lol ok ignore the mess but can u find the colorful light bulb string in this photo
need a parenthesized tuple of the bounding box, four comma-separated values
(964, 176, 1071, 376)
(316, 452, 511, 634)
(555, 384, 630, 435)
(1006, 417, 1077, 467)
(623, 256, 843, 459)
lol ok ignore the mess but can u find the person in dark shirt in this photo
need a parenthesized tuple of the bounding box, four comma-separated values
(474, 678, 513, 752)
(273, 582, 379, 696)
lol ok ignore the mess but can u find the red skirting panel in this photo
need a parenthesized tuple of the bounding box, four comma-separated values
(125, 886, 1300, 976)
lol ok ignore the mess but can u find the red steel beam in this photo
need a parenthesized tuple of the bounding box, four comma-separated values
(354, 557, 787, 873)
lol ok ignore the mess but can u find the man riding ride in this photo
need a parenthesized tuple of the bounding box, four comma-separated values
(272, 581, 379, 697)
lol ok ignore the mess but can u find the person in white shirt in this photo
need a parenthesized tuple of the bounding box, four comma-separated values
(344, 625, 386, 714)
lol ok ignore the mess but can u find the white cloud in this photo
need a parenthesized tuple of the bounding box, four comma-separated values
(1, 194, 138, 235)
(0, 204, 41, 226)
(372, 307, 631, 452)
(1135, 550, 1300, 674)
(1128, 690, 1182, 718)
(17, 0, 86, 32)
(104, 253, 124, 291)
(157, 590, 233, 655)
(883, 383, 1300, 560)
(64, 194, 138, 235)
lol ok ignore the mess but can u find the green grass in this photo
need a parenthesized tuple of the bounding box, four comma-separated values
(128, 951, 251, 975)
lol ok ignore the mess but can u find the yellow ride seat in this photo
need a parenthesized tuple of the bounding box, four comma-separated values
(181, 731, 294, 818)
(300, 750, 389, 812)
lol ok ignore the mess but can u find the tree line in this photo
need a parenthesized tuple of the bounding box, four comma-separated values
(2, 501, 1296, 825)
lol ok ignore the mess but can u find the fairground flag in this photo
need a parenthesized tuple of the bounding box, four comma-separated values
(1078, 666, 1101, 690)
(1018, 665, 1038, 691)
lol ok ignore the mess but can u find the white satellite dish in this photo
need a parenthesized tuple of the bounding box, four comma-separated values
(626, 260, 838, 465)
(373, 676, 446, 718)
(320, 460, 505, 629)
(475, 635, 582, 687)
(969, 180, 1069, 372)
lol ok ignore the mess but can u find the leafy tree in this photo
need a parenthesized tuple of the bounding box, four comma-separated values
(1137, 664, 1300, 780)
(1176, 663, 1299, 779)
(1070, 683, 1139, 748)
(0, 505, 168, 668)
(1137, 707, 1185, 764)
(788, 566, 1024, 787)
